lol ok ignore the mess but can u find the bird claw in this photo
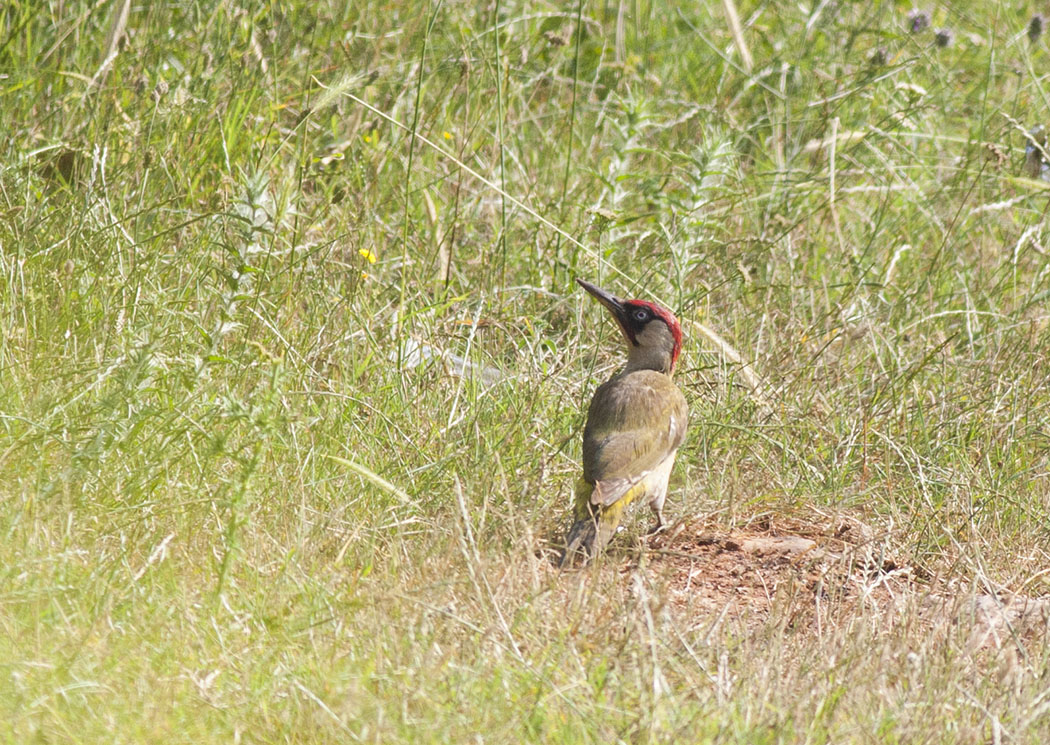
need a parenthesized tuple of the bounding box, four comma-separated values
(645, 521, 667, 536)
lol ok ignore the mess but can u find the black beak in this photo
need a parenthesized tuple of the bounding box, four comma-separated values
(576, 278, 626, 314)
(576, 278, 631, 331)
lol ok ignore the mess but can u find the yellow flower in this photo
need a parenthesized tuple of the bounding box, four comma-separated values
(359, 248, 377, 264)
(443, 131, 453, 140)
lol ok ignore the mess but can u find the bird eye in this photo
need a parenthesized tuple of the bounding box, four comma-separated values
(632, 308, 649, 322)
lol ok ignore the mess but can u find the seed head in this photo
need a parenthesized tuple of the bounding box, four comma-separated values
(1025, 125, 1049, 180)
(1029, 15, 1044, 43)
(907, 9, 930, 34)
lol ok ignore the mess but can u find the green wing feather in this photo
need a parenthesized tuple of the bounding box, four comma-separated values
(582, 370, 688, 507)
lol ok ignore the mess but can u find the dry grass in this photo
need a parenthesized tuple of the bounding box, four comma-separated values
(3, 0, 1050, 742)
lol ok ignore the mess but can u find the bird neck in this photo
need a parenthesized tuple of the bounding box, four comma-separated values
(622, 322, 677, 375)
(624, 346, 673, 375)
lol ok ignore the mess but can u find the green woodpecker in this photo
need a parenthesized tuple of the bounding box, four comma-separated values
(561, 279, 688, 565)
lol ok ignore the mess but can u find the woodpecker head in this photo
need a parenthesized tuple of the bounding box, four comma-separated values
(577, 278, 683, 375)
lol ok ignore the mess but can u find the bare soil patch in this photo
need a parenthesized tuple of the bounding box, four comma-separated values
(603, 515, 1050, 647)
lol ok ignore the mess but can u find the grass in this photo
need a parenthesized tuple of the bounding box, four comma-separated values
(3, 0, 1050, 741)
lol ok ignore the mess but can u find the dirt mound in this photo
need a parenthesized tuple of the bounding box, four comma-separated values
(634, 516, 901, 629)
(619, 516, 1050, 647)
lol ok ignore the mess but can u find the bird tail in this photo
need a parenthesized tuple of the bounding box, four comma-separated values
(560, 516, 598, 567)
(559, 480, 624, 566)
